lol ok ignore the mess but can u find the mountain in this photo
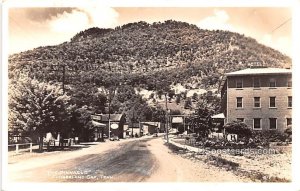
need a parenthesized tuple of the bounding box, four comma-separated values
(9, 20, 291, 93)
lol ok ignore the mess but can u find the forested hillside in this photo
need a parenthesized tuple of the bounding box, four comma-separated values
(9, 20, 291, 92)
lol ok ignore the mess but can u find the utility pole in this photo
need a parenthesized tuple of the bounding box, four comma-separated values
(62, 65, 65, 94)
(165, 93, 169, 143)
(108, 97, 111, 139)
(132, 109, 135, 138)
(108, 62, 112, 140)
(106, 87, 117, 139)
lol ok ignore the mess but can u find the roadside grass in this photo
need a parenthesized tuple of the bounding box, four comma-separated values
(165, 142, 188, 154)
(205, 155, 239, 171)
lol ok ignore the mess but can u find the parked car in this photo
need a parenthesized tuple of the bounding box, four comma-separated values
(110, 136, 120, 141)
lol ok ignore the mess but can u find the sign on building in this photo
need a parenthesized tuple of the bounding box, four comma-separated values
(91, 115, 101, 121)
(111, 123, 119, 129)
(172, 117, 183, 123)
(249, 60, 263, 67)
(227, 134, 238, 142)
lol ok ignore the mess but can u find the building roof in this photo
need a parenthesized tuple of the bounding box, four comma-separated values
(219, 67, 292, 92)
(141, 122, 159, 126)
(125, 123, 140, 128)
(211, 113, 225, 119)
(226, 68, 292, 76)
(92, 121, 106, 127)
(96, 114, 124, 122)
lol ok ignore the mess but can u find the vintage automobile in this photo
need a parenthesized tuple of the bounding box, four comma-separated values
(109, 136, 120, 141)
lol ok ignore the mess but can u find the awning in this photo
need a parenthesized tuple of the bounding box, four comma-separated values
(92, 120, 106, 127)
(211, 113, 225, 119)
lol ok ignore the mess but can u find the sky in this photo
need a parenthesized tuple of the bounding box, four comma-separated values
(8, 7, 292, 56)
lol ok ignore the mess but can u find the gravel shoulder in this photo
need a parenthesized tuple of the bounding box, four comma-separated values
(170, 137, 291, 182)
(146, 138, 251, 182)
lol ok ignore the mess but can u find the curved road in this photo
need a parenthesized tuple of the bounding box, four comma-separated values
(8, 137, 249, 182)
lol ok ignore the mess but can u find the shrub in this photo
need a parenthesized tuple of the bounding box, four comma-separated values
(284, 125, 292, 136)
(224, 121, 252, 138)
(251, 130, 289, 147)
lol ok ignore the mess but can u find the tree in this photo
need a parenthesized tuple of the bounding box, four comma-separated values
(190, 97, 218, 137)
(70, 83, 106, 113)
(223, 120, 252, 139)
(192, 106, 213, 137)
(184, 98, 192, 109)
(126, 99, 147, 137)
(284, 125, 292, 141)
(149, 93, 155, 99)
(175, 95, 181, 105)
(9, 77, 73, 151)
(168, 89, 175, 99)
(157, 90, 163, 99)
(70, 105, 94, 141)
(92, 92, 107, 113)
(170, 109, 182, 115)
(151, 106, 166, 123)
(192, 93, 198, 101)
(126, 97, 150, 121)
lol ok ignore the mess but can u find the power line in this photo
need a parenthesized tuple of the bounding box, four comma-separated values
(270, 18, 291, 34)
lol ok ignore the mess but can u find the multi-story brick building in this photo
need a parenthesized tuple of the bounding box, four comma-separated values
(219, 67, 292, 132)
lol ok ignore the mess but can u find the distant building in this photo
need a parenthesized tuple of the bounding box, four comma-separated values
(219, 67, 292, 131)
(92, 114, 125, 139)
(141, 122, 160, 135)
(123, 122, 163, 137)
(125, 122, 141, 137)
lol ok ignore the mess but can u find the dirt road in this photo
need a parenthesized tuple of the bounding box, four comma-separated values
(8, 137, 249, 182)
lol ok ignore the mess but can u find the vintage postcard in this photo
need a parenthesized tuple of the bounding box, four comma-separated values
(1, 0, 299, 191)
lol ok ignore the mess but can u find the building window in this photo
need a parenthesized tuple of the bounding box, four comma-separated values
(288, 96, 292, 108)
(253, 77, 260, 88)
(287, 118, 292, 127)
(236, 79, 243, 88)
(236, 97, 243, 108)
(287, 78, 292, 88)
(237, 118, 244, 122)
(253, 118, 261, 129)
(269, 78, 276, 88)
(269, 118, 277, 130)
(269, 97, 276, 108)
(254, 97, 261, 108)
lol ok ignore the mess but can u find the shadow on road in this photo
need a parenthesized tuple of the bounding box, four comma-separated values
(13, 139, 157, 182)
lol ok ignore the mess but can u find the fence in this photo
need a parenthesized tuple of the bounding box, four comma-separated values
(8, 143, 34, 154)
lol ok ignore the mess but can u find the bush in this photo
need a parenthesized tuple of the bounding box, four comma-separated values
(224, 121, 252, 138)
(251, 130, 289, 147)
(284, 125, 292, 136)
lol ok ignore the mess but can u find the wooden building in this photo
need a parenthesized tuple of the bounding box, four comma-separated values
(141, 122, 160, 135)
(92, 114, 125, 139)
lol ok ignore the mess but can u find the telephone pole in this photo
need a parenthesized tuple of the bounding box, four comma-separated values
(61, 65, 66, 94)
(165, 93, 169, 143)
